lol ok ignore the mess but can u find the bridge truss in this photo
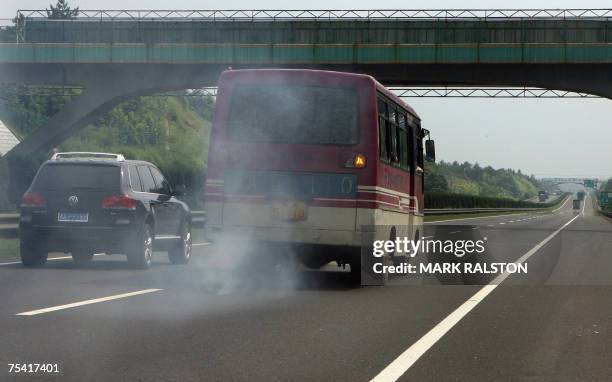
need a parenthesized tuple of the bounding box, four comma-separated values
(16, 9, 612, 21)
(1, 86, 601, 99)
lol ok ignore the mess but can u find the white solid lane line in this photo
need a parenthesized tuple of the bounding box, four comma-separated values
(0, 254, 105, 267)
(1, 245, 210, 267)
(16, 289, 163, 316)
(0, 260, 26, 266)
(0, 256, 72, 266)
(370, 212, 581, 382)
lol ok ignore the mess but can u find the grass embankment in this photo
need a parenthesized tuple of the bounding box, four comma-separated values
(0, 238, 19, 262)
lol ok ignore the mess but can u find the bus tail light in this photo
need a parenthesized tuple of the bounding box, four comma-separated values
(102, 195, 137, 210)
(21, 192, 47, 208)
(343, 153, 367, 169)
(353, 154, 367, 168)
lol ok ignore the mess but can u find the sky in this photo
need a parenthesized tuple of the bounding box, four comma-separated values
(2, 1, 612, 179)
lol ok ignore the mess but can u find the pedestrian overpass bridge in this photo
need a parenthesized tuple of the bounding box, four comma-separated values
(541, 178, 597, 187)
(2, 8, 612, 158)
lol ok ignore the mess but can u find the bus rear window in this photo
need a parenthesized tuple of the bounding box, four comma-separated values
(227, 84, 359, 145)
(33, 164, 121, 191)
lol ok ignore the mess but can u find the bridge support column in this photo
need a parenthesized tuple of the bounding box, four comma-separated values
(4, 85, 131, 205)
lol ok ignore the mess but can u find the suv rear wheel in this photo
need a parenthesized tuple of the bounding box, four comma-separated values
(168, 220, 192, 264)
(20, 240, 48, 268)
(127, 224, 154, 269)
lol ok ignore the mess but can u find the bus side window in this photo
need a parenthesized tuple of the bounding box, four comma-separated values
(377, 97, 389, 161)
(408, 120, 417, 172)
(399, 113, 410, 170)
(389, 105, 399, 164)
(416, 124, 424, 170)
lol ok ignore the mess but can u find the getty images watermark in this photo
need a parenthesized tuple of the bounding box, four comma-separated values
(360, 225, 529, 285)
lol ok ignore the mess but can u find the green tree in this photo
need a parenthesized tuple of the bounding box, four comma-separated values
(425, 160, 539, 200)
(425, 173, 449, 192)
(47, 0, 79, 19)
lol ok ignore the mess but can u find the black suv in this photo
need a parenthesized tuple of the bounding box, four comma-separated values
(19, 152, 192, 269)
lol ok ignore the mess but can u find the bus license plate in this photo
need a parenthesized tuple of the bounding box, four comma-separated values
(58, 212, 89, 223)
(271, 202, 306, 222)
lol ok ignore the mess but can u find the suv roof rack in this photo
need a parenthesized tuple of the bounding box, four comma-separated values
(51, 152, 126, 161)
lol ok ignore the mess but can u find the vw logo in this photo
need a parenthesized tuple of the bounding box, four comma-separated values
(68, 195, 79, 206)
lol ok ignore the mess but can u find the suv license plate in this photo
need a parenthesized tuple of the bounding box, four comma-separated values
(58, 212, 89, 223)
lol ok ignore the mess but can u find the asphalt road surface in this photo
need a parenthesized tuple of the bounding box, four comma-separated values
(1, 195, 610, 381)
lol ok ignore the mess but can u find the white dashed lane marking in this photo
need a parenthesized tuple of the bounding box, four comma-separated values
(0, 254, 105, 267)
(16, 289, 163, 316)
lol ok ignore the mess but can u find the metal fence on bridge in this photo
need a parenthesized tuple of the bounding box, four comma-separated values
(16, 9, 612, 20)
(13, 9, 612, 45)
(3, 85, 600, 99)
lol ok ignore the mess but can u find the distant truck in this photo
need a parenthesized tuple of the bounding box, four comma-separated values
(538, 190, 549, 202)
(577, 191, 585, 201)
(573, 199, 581, 211)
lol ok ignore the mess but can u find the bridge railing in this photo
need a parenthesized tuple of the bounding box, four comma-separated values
(15, 9, 612, 21)
(7, 86, 601, 99)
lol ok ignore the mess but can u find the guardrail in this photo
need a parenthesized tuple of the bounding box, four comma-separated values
(600, 210, 612, 218)
(595, 198, 612, 218)
(0, 197, 567, 238)
(0, 213, 18, 238)
(0, 211, 207, 238)
(426, 207, 541, 215)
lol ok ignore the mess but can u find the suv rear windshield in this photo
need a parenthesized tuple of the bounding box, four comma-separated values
(32, 163, 121, 191)
(227, 84, 359, 145)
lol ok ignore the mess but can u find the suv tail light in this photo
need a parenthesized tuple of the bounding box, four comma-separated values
(101, 195, 137, 210)
(21, 192, 47, 208)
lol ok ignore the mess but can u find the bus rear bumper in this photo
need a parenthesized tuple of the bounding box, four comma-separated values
(205, 225, 362, 247)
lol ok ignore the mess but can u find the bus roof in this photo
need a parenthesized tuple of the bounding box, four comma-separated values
(217, 69, 420, 120)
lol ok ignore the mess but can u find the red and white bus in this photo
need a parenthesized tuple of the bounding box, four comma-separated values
(205, 69, 434, 275)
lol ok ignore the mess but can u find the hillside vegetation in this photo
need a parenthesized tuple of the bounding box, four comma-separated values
(0, 87, 212, 210)
(425, 161, 540, 200)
